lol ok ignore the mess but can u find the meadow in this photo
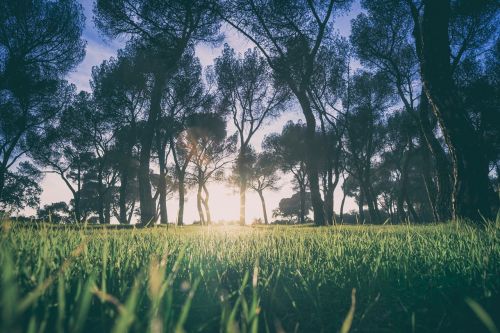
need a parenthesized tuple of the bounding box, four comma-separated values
(0, 222, 499, 333)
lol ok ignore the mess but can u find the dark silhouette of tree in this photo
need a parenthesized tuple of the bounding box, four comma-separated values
(343, 71, 394, 224)
(91, 49, 148, 224)
(407, 0, 498, 222)
(94, 0, 221, 224)
(37, 201, 70, 223)
(249, 153, 280, 225)
(187, 114, 236, 225)
(158, 51, 212, 226)
(0, 0, 85, 206)
(350, 4, 453, 221)
(275, 192, 312, 224)
(0, 162, 42, 213)
(263, 121, 309, 224)
(216, 0, 353, 225)
(214, 45, 288, 225)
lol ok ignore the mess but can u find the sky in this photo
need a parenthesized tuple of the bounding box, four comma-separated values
(31, 0, 361, 224)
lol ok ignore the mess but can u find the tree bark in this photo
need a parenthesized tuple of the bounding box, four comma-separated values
(138, 73, 165, 225)
(177, 174, 185, 226)
(239, 177, 247, 225)
(296, 92, 325, 225)
(418, 91, 452, 221)
(158, 144, 169, 225)
(340, 190, 347, 222)
(118, 171, 128, 224)
(257, 190, 269, 225)
(197, 183, 205, 225)
(412, 0, 494, 222)
(202, 184, 211, 225)
(299, 180, 306, 224)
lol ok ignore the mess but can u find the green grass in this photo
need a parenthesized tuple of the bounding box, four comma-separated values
(0, 222, 499, 332)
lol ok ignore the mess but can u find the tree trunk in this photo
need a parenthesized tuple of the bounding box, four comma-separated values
(239, 177, 246, 225)
(418, 91, 452, 221)
(197, 183, 206, 225)
(413, 0, 494, 222)
(296, 92, 325, 225)
(339, 191, 347, 222)
(358, 187, 365, 223)
(138, 73, 165, 225)
(257, 190, 269, 224)
(118, 171, 128, 224)
(420, 141, 439, 222)
(158, 144, 169, 225)
(202, 184, 211, 225)
(299, 181, 306, 224)
(177, 174, 185, 226)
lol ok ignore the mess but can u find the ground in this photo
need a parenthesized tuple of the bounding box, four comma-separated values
(0, 222, 499, 332)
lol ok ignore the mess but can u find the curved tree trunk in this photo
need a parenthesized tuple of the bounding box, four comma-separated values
(202, 184, 211, 225)
(197, 183, 205, 225)
(418, 92, 452, 221)
(257, 190, 269, 224)
(412, 0, 494, 222)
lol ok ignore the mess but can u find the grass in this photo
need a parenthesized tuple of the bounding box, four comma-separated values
(0, 221, 499, 332)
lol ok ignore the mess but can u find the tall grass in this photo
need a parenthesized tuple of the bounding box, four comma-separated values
(0, 222, 499, 332)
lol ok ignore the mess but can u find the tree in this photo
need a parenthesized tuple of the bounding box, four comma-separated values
(275, 192, 312, 223)
(0, 0, 85, 205)
(263, 121, 309, 224)
(214, 45, 288, 225)
(343, 71, 394, 224)
(37, 201, 70, 223)
(94, 0, 221, 224)
(249, 153, 280, 225)
(0, 162, 42, 213)
(350, 4, 453, 221)
(187, 114, 236, 225)
(91, 49, 148, 224)
(159, 51, 212, 226)
(32, 92, 111, 223)
(216, 0, 353, 225)
(407, 0, 498, 221)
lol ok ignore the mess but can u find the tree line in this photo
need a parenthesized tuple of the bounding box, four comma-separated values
(1, 0, 498, 226)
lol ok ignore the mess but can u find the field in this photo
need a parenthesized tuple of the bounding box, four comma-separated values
(0, 222, 499, 333)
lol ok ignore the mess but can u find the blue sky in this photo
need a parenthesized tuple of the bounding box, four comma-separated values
(35, 0, 361, 223)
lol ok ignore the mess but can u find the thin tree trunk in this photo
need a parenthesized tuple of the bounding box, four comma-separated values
(158, 144, 169, 225)
(177, 174, 185, 226)
(118, 171, 128, 224)
(239, 178, 246, 225)
(202, 184, 211, 225)
(197, 183, 205, 225)
(340, 190, 347, 222)
(257, 190, 269, 224)
(299, 181, 306, 224)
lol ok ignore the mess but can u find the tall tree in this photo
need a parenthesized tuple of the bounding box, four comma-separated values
(343, 71, 393, 224)
(214, 46, 288, 225)
(249, 153, 280, 225)
(187, 114, 236, 225)
(263, 121, 309, 224)
(350, 4, 453, 221)
(216, 0, 353, 225)
(407, 0, 498, 221)
(94, 0, 221, 224)
(0, 0, 85, 205)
